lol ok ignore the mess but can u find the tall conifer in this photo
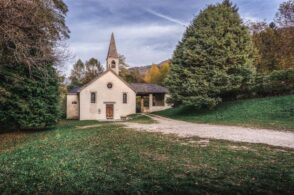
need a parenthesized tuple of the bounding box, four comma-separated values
(165, 0, 255, 108)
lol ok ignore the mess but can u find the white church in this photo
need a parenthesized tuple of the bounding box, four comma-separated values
(67, 33, 171, 120)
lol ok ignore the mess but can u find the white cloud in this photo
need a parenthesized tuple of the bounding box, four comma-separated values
(64, 22, 185, 75)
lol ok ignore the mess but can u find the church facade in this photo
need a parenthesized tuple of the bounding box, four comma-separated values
(67, 33, 171, 120)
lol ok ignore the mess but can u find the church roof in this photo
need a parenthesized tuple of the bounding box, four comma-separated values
(67, 70, 136, 94)
(106, 33, 119, 59)
(129, 83, 168, 94)
(68, 81, 169, 95)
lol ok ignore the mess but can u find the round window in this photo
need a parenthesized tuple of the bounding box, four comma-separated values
(107, 82, 113, 89)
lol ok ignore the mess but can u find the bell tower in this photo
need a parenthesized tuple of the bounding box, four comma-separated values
(106, 33, 119, 74)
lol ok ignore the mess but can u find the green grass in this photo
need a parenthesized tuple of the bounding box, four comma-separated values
(0, 120, 293, 194)
(127, 114, 156, 124)
(155, 95, 294, 131)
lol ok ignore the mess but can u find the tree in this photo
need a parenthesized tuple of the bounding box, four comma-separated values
(120, 68, 144, 83)
(0, 0, 69, 129)
(58, 72, 68, 118)
(158, 62, 170, 85)
(144, 64, 161, 84)
(165, 0, 255, 108)
(275, 0, 294, 27)
(250, 0, 294, 72)
(68, 59, 85, 88)
(0, 0, 69, 71)
(68, 58, 104, 89)
(143, 61, 171, 85)
(83, 58, 104, 84)
(118, 54, 129, 69)
(0, 64, 60, 129)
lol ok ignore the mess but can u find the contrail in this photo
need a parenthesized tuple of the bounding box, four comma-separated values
(145, 8, 188, 27)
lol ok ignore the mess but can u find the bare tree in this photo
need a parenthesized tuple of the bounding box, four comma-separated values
(0, 0, 70, 72)
(275, 0, 294, 27)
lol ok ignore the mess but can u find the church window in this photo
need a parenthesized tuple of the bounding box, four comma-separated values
(107, 82, 113, 89)
(91, 92, 96, 103)
(123, 93, 127, 104)
(111, 60, 116, 68)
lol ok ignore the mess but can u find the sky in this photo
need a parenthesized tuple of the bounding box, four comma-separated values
(63, 0, 284, 74)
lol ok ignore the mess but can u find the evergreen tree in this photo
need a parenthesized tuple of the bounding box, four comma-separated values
(58, 72, 68, 119)
(165, 0, 255, 108)
(0, 64, 60, 129)
(0, 0, 69, 129)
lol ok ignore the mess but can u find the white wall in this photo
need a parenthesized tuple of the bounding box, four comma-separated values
(66, 95, 79, 119)
(79, 71, 136, 120)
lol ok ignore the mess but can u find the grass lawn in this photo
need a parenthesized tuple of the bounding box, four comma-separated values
(126, 114, 157, 124)
(155, 95, 294, 131)
(0, 120, 293, 194)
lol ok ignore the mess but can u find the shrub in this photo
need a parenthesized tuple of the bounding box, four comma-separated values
(254, 68, 294, 96)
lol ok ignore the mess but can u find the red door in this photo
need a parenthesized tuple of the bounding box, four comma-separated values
(106, 104, 114, 119)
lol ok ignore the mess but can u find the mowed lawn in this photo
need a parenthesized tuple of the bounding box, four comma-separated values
(155, 95, 294, 131)
(0, 120, 294, 194)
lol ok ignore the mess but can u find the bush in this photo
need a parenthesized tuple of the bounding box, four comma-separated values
(254, 68, 294, 96)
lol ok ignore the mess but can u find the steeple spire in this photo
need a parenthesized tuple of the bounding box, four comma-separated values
(106, 33, 119, 74)
(106, 32, 119, 59)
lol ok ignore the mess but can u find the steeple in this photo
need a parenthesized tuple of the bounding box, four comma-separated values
(107, 33, 119, 59)
(106, 33, 119, 74)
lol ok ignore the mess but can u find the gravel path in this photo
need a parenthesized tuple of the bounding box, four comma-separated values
(123, 114, 294, 149)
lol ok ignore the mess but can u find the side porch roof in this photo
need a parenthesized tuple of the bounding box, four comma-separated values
(129, 83, 168, 95)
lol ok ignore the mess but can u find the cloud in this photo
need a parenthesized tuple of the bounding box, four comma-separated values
(62, 0, 284, 76)
(63, 22, 185, 75)
(144, 9, 188, 27)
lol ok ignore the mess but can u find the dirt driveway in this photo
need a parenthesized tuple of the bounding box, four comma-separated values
(123, 114, 294, 149)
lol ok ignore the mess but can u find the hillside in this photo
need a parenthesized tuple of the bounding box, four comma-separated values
(129, 59, 171, 75)
(155, 95, 294, 131)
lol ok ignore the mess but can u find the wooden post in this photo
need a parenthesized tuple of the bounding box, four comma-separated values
(149, 94, 153, 111)
(140, 96, 144, 113)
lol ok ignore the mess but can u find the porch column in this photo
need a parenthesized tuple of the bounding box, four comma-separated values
(140, 96, 144, 113)
(149, 94, 153, 110)
(164, 94, 167, 106)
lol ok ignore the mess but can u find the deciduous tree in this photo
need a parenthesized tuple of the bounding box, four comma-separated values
(68, 59, 85, 88)
(250, 0, 294, 72)
(83, 58, 104, 84)
(144, 64, 161, 84)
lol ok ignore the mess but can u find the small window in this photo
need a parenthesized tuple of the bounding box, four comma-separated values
(107, 82, 113, 89)
(111, 60, 116, 68)
(72, 101, 77, 104)
(91, 92, 96, 103)
(123, 93, 127, 104)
